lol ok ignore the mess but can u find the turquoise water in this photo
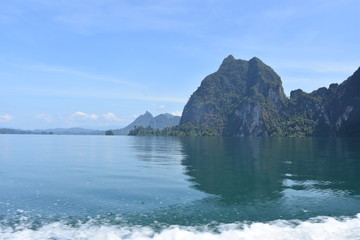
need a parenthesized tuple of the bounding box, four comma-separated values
(0, 135, 360, 239)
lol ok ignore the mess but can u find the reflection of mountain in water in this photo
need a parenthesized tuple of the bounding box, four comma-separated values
(129, 136, 184, 165)
(127, 136, 360, 223)
(179, 137, 360, 205)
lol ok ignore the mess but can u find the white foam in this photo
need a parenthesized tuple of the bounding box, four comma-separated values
(1, 214, 360, 240)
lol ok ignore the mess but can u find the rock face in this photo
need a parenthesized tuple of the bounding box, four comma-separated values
(288, 67, 360, 136)
(154, 113, 181, 130)
(181, 55, 287, 136)
(113, 111, 180, 135)
(180, 55, 360, 136)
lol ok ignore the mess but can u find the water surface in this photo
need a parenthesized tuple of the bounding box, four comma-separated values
(0, 135, 359, 239)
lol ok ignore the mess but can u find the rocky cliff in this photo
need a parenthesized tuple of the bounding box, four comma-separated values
(288, 67, 360, 136)
(180, 55, 360, 136)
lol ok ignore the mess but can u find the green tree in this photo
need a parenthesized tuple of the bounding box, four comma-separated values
(105, 130, 114, 136)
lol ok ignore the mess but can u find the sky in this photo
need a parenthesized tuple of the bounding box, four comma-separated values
(1, 0, 359, 130)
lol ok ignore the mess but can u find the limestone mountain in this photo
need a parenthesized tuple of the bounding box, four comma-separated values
(180, 55, 360, 136)
(181, 55, 288, 136)
(112, 111, 180, 135)
(154, 113, 181, 130)
(288, 66, 360, 136)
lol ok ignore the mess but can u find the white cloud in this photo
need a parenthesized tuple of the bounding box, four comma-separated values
(0, 114, 14, 122)
(103, 112, 122, 122)
(152, 103, 167, 109)
(35, 113, 53, 123)
(132, 114, 140, 119)
(172, 111, 182, 116)
(70, 112, 98, 120)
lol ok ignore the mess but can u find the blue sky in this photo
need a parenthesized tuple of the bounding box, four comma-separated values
(1, 0, 359, 129)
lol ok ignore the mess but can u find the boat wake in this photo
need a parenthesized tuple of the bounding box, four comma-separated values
(1, 214, 359, 240)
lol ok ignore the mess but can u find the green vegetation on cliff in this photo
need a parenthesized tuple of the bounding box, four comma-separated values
(129, 123, 219, 136)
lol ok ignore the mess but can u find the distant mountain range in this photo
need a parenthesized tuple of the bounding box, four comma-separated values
(0, 127, 104, 135)
(111, 111, 180, 135)
(0, 128, 37, 134)
(0, 112, 180, 135)
(41, 128, 105, 135)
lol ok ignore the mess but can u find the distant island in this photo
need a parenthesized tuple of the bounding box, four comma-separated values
(0, 127, 104, 135)
(0, 112, 180, 136)
(130, 55, 360, 137)
(110, 112, 180, 135)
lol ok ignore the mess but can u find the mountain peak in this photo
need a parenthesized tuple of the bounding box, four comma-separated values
(157, 113, 174, 119)
(144, 111, 153, 117)
(249, 56, 263, 64)
(217, 55, 249, 73)
(223, 54, 235, 62)
(218, 55, 236, 68)
(219, 55, 267, 71)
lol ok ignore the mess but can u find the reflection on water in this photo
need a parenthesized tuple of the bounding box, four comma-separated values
(177, 137, 360, 218)
(130, 136, 184, 166)
(180, 137, 283, 203)
(0, 135, 359, 226)
(127, 136, 360, 222)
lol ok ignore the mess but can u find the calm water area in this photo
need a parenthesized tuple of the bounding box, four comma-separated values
(0, 135, 359, 239)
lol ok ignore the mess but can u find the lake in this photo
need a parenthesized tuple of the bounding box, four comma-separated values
(0, 135, 359, 239)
